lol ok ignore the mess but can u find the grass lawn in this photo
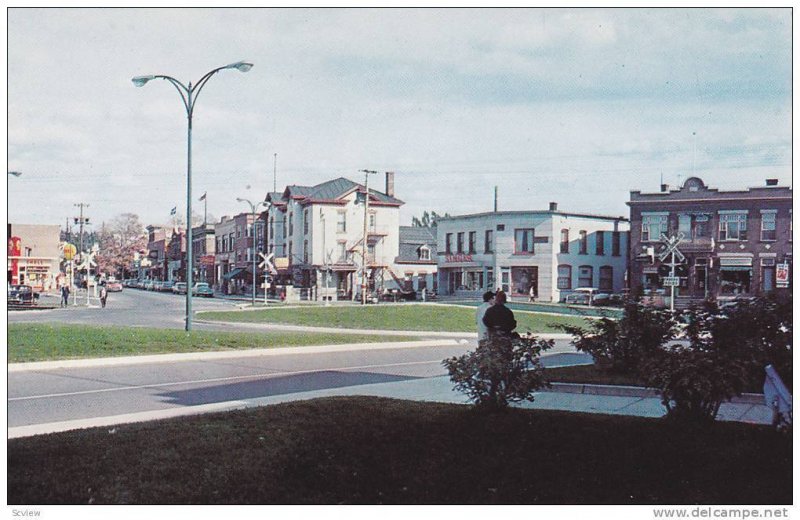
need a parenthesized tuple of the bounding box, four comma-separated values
(7, 324, 420, 363)
(197, 304, 587, 334)
(7, 396, 790, 505)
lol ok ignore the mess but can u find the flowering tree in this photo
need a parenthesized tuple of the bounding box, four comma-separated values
(95, 213, 147, 278)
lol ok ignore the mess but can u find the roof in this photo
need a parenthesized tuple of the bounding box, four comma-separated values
(396, 225, 437, 263)
(437, 210, 628, 223)
(270, 177, 404, 206)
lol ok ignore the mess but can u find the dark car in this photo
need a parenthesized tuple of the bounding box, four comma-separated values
(8, 284, 39, 306)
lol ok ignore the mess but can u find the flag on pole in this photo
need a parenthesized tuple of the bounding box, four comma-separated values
(199, 192, 207, 201)
(170, 207, 177, 216)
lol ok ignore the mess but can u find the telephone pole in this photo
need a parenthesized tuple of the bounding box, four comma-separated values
(359, 169, 376, 305)
(73, 203, 90, 259)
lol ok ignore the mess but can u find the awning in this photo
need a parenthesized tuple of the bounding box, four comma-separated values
(720, 266, 753, 272)
(222, 267, 246, 280)
(719, 256, 753, 267)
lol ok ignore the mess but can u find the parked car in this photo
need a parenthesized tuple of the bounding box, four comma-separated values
(564, 288, 611, 306)
(160, 281, 175, 292)
(172, 282, 187, 295)
(192, 283, 214, 297)
(105, 280, 123, 292)
(8, 284, 39, 306)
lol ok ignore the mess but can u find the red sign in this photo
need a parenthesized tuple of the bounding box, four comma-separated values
(8, 236, 21, 283)
(445, 254, 473, 263)
(776, 263, 790, 288)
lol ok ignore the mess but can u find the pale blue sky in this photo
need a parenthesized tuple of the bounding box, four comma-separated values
(6, 7, 792, 228)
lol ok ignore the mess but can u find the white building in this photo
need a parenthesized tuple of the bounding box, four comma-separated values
(436, 204, 629, 302)
(264, 173, 436, 300)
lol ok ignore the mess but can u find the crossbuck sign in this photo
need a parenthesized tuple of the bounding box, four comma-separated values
(259, 252, 277, 275)
(658, 232, 685, 262)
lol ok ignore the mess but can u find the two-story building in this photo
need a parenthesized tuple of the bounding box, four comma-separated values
(192, 223, 216, 286)
(214, 213, 258, 295)
(145, 225, 171, 281)
(628, 177, 792, 306)
(435, 203, 629, 302)
(7, 223, 61, 291)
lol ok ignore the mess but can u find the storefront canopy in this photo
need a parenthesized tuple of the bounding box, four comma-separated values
(222, 267, 246, 280)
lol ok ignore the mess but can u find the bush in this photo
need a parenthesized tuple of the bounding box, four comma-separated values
(443, 333, 554, 411)
(561, 298, 677, 373)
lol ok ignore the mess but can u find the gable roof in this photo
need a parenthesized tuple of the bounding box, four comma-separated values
(396, 225, 437, 263)
(270, 177, 404, 206)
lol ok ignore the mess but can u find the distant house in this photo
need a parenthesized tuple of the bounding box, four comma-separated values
(394, 226, 438, 296)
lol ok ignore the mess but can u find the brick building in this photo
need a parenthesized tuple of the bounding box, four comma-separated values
(628, 177, 792, 307)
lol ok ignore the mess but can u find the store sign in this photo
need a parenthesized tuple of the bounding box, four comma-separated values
(776, 263, 790, 288)
(445, 254, 473, 263)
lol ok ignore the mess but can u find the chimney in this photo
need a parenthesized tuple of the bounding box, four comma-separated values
(385, 171, 395, 197)
(549, 202, 558, 212)
(660, 184, 669, 192)
(766, 179, 779, 187)
(494, 186, 498, 212)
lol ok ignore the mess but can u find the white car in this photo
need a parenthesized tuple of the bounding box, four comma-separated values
(564, 288, 611, 306)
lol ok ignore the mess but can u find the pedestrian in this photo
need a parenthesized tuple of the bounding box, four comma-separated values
(60, 284, 70, 307)
(475, 291, 495, 342)
(421, 286, 427, 302)
(99, 283, 108, 308)
(529, 285, 536, 302)
(483, 290, 517, 337)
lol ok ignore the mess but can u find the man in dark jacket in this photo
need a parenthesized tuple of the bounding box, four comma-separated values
(482, 290, 517, 335)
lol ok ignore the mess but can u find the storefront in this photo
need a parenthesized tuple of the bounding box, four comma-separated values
(718, 254, 753, 297)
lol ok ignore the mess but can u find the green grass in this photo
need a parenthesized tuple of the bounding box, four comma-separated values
(198, 304, 587, 334)
(7, 396, 791, 505)
(7, 324, 420, 363)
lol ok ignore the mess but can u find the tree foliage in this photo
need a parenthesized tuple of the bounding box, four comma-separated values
(411, 210, 449, 228)
(95, 213, 147, 277)
(443, 333, 553, 411)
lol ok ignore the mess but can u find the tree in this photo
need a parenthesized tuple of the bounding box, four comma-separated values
(95, 213, 147, 278)
(411, 210, 449, 228)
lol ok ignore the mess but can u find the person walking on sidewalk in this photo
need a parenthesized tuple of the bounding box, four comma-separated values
(60, 284, 70, 307)
(475, 291, 495, 342)
(99, 283, 108, 308)
(483, 290, 517, 337)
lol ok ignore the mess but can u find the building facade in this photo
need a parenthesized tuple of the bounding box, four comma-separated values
(144, 225, 172, 281)
(436, 204, 629, 302)
(7, 223, 62, 291)
(628, 177, 792, 306)
(192, 223, 216, 286)
(213, 213, 257, 295)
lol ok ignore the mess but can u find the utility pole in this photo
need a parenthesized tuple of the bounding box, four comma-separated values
(359, 169, 376, 305)
(73, 203, 90, 260)
(273, 153, 277, 194)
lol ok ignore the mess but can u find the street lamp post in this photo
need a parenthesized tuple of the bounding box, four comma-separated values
(133, 61, 252, 331)
(358, 169, 376, 305)
(237, 197, 268, 307)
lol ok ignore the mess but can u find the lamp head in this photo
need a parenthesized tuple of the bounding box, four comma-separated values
(132, 75, 156, 87)
(8, 171, 22, 177)
(236, 197, 245, 203)
(226, 61, 253, 73)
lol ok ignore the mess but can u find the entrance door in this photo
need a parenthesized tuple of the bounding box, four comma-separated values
(694, 266, 707, 298)
(762, 266, 775, 292)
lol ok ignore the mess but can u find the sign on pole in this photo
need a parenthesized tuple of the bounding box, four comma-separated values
(776, 263, 790, 288)
(663, 277, 680, 287)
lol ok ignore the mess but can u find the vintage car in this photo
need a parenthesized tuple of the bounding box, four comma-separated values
(192, 283, 214, 297)
(105, 280, 123, 292)
(563, 287, 612, 306)
(172, 282, 188, 295)
(8, 284, 39, 306)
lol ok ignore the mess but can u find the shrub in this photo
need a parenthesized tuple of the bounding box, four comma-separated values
(561, 298, 677, 373)
(443, 333, 554, 411)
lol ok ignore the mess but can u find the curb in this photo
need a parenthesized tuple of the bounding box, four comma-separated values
(543, 382, 766, 404)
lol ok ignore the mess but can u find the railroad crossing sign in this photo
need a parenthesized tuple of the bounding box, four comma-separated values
(663, 277, 681, 287)
(259, 252, 276, 275)
(76, 250, 97, 271)
(658, 232, 685, 263)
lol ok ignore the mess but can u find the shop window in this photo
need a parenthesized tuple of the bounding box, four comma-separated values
(719, 213, 747, 241)
(578, 265, 593, 288)
(560, 229, 569, 253)
(642, 215, 668, 242)
(599, 266, 613, 291)
(596, 231, 605, 256)
(761, 212, 777, 241)
(557, 265, 572, 290)
(720, 268, 751, 295)
(515, 228, 535, 254)
(578, 231, 588, 254)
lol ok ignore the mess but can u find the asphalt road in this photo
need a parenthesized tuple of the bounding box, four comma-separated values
(8, 288, 587, 432)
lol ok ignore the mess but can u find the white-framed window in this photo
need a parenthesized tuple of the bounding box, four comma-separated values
(642, 214, 668, 242)
(557, 265, 572, 290)
(419, 245, 431, 261)
(515, 228, 535, 254)
(761, 211, 777, 241)
(456, 232, 465, 253)
(445, 233, 453, 254)
(560, 229, 569, 254)
(578, 230, 588, 254)
(678, 214, 692, 236)
(578, 265, 593, 287)
(369, 212, 376, 231)
(484, 230, 493, 253)
(468, 231, 476, 254)
(719, 212, 748, 241)
(337, 211, 346, 233)
(337, 241, 347, 263)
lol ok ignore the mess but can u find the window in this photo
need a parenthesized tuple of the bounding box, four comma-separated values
(599, 266, 613, 291)
(719, 212, 748, 241)
(642, 215, 668, 242)
(678, 214, 692, 236)
(369, 212, 376, 231)
(288, 241, 293, 263)
(515, 228, 535, 254)
(560, 229, 569, 254)
(419, 245, 431, 261)
(457, 232, 465, 254)
(228, 233, 234, 251)
(761, 211, 777, 241)
(337, 211, 346, 233)
(468, 231, 476, 254)
(484, 230, 493, 253)
(445, 233, 453, 254)
(337, 241, 347, 263)
(496, 224, 505, 231)
(236, 226, 241, 239)
(288, 212, 293, 235)
(612, 231, 621, 256)
(596, 231, 605, 256)
(557, 265, 572, 290)
(304, 210, 309, 235)
(303, 240, 308, 263)
(578, 265, 593, 288)
(579, 230, 588, 254)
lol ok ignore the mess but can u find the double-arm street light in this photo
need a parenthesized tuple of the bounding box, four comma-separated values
(237, 197, 268, 306)
(132, 61, 253, 331)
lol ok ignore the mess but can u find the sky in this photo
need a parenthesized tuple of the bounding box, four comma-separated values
(6, 7, 792, 231)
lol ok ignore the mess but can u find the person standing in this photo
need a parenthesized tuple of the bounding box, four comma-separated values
(475, 291, 495, 342)
(483, 290, 517, 336)
(99, 283, 108, 308)
(529, 285, 536, 302)
(60, 284, 70, 308)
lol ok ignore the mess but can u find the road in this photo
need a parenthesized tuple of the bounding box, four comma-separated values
(8, 288, 587, 435)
